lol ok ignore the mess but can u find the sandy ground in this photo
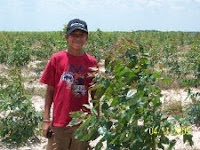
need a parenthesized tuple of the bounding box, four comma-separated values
(0, 60, 200, 150)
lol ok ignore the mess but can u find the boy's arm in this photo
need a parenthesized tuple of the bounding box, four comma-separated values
(42, 85, 54, 137)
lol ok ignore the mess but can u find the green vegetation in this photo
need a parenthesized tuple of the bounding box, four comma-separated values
(71, 38, 193, 149)
(0, 37, 42, 147)
(0, 30, 199, 88)
(0, 30, 199, 148)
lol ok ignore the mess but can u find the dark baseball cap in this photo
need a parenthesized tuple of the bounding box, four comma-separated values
(66, 19, 88, 36)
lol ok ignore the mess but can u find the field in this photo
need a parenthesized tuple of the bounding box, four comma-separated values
(0, 30, 200, 149)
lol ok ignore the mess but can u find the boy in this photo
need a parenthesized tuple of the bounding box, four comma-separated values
(40, 18, 98, 150)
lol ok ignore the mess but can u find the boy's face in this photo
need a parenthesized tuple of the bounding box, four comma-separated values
(66, 30, 88, 51)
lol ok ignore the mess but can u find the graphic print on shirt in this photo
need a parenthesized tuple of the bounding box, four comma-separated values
(60, 64, 86, 98)
(60, 71, 74, 88)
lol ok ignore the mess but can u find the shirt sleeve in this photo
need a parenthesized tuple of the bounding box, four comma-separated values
(40, 55, 56, 87)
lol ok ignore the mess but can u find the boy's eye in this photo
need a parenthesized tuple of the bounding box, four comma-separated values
(70, 33, 86, 38)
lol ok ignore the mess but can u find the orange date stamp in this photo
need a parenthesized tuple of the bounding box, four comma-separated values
(148, 126, 192, 136)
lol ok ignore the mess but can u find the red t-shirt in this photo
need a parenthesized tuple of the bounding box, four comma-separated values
(40, 50, 98, 127)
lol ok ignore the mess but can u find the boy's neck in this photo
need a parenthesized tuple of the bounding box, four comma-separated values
(67, 48, 84, 56)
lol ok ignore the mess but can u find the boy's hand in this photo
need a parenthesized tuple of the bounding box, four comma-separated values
(42, 121, 51, 138)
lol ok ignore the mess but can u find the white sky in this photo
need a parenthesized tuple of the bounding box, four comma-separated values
(0, 0, 200, 31)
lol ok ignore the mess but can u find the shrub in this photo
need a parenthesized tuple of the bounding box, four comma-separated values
(187, 89, 200, 126)
(0, 68, 42, 147)
(70, 38, 193, 149)
(7, 39, 31, 67)
(0, 39, 42, 147)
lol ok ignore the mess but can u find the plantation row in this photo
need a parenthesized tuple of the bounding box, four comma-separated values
(0, 30, 200, 149)
(0, 30, 199, 88)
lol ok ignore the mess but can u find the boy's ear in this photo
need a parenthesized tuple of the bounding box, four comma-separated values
(65, 35, 68, 41)
(86, 34, 88, 40)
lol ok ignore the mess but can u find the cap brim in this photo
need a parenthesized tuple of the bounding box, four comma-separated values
(67, 27, 88, 36)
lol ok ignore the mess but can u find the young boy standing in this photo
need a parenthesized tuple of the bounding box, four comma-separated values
(40, 19, 98, 150)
